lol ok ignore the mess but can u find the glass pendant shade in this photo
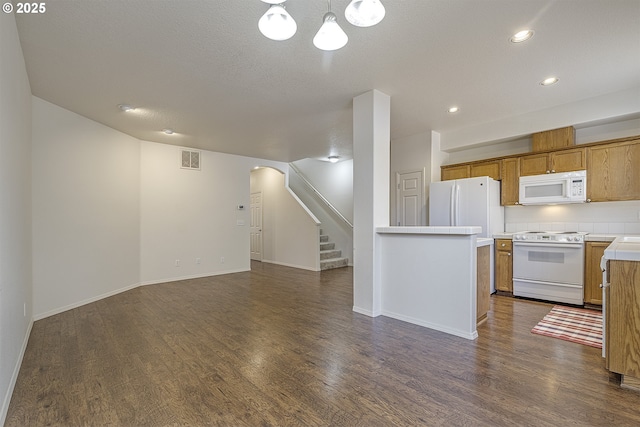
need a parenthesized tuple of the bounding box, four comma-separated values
(313, 12, 348, 51)
(345, 0, 386, 27)
(258, 4, 297, 41)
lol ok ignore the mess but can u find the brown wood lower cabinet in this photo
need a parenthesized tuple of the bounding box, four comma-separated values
(477, 245, 491, 324)
(584, 242, 608, 305)
(495, 239, 513, 294)
(606, 260, 640, 386)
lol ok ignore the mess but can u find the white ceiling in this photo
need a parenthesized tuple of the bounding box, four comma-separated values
(15, 0, 640, 162)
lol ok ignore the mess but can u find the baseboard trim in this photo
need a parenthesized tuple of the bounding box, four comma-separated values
(381, 310, 478, 341)
(261, 259, 320, 272)
(34, 269, 253, 321)
(0, 318, 33, 426)
(139, 268, 249, 286)
(33, 282, 141, 321)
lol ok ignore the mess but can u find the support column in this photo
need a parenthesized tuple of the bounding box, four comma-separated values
(352, 90, 390, 317)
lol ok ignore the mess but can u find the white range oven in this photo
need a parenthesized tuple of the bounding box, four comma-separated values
(512, 231, 587, 305)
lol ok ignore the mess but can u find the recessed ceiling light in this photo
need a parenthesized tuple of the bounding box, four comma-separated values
(162, 128, 175, 135)
(328, 155, 340, 163)
(540, 77, 559, 86)
(510, 29, 534, 43)
(118, 104, 135, 112)
(448, 106, 459, 113)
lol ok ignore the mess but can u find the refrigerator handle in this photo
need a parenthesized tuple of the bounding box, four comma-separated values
(449, 184, 455, 225)
(454, 184, 461, 226)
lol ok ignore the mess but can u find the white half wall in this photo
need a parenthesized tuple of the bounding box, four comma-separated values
(0, 13, 33, 425)
(32, 97, 141, 319)
(250, 167, 320, 271)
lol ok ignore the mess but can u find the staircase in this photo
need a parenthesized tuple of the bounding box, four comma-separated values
(320, 231, 349, 270)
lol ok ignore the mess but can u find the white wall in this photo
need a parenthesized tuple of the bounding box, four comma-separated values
(290, 158, 353, 224)
(390, 132, 431, 226)
(444, 117, 640, 165)
(32, 97, 141, 319)
(250, 167, 320, 271)
(505, 201, 640, 234)
(140, 144, 288, 282)
(0, 13, 33, 425)
(439, 88, 640, 152)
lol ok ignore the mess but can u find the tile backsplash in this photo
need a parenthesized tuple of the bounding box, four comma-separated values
(505, 200, 640, 235)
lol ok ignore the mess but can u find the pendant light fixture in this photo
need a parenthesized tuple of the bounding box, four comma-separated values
(257, 0, 385, 49)
(313, 0, 348, 51)
(345, 0, 386, 27)
(258, 1, 297, 41)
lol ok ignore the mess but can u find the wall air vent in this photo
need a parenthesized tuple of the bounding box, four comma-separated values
(181, 150, 201, 170)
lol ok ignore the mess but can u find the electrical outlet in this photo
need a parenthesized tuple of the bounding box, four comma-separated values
(196, 258, 201, 265)
(175, 259, 180, 267)
(220, 256, 225, 264)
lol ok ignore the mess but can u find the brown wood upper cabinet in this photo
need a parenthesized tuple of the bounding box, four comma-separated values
(532, 126, 575, 152)
(500, 158, 520, 205)
(519, 148, 586, 176)
(587, 140, 640, 202)
(441, 164, 470, 181)
(470, 160, 501, 180)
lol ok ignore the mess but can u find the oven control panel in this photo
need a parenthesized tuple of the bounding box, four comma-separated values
(513, 232, 586, 243)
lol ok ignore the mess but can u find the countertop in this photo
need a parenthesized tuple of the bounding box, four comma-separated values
(476, 238, 494, 247)
(604, 236, 640, 262)
(377, 226, 482, 235)
(491, 232, 622, 242)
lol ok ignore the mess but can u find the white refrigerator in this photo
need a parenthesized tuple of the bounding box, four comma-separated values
(429, 176, 504, 238)
(429, 176, 504, 294)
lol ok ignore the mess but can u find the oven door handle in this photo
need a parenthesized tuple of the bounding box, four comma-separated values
(513, 242, 583, 249)
(513, 278, 583, 288)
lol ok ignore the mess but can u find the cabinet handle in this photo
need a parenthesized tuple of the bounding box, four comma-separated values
(546, 170, 550, 174)
(501, 243, 506, 247)
(515, 201, 519, 205)
(599, 284, 603, 288)
(507, 252, 511, 256)
(587, 199, 591, 203)
(551, 169, 555, 173)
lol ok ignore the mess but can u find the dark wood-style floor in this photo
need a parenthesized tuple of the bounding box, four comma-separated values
(6, 262, 640, 426)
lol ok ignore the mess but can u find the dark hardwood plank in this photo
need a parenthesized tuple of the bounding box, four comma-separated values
(6, 262, 640, 426)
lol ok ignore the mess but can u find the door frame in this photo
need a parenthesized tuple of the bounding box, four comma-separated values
(395, 168, 426, 226)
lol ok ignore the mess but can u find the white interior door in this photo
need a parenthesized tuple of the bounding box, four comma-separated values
(396, 171, 423, 226)
(250, 192, 263, 261)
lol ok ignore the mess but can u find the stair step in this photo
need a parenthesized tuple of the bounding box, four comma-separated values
(320, 242, 335, 251)
(320, 235, 329, 243)
(320, 249, 342, 260)
(320, 257, 349, 270)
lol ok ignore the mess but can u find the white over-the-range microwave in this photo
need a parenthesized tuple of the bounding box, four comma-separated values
(519, 170, 587, 205)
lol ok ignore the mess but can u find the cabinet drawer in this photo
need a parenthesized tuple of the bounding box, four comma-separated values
(496, 239, 512, 251)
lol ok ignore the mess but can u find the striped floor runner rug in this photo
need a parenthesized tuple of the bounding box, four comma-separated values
(531, 305, 602, 348)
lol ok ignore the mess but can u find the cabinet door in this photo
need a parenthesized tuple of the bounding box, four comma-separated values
(532, 126, 575, 152)
(477, 246, 491, 324)
(441, 165, 470, 181)
(551, 148, 586, 173)
(501, 158, 520, 205)
(587, 140, 640, 202)
(470, 160, 501, 181)
(495, 240, 513, 293)
(519, 153, 550, 176)
(584, 242, 608, 305)
(608, 260, 640, 377)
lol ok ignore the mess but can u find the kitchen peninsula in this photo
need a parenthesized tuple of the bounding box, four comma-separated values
(376, 226, 483, 340)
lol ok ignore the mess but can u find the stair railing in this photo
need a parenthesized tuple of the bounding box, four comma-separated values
(288, 163, 353, 229)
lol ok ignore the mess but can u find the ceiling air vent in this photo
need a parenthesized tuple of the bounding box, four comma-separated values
(181, 150, 201, 170)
